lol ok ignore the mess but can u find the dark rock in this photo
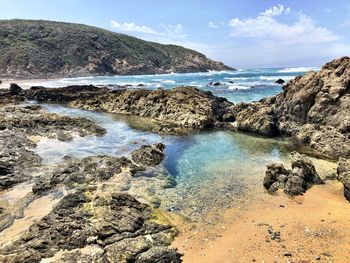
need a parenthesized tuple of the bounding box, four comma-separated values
(9, 83, 23, 95)
(337, 158, 350, 202)
(208, 82, 222, 87)
(275, 79, 285, 85)
(264, 152, 323, 196)
(0, 191, 181, 262)
(131, 143, 166, 167)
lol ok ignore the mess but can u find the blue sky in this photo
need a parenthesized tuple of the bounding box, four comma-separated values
(1, 0, 350, 68)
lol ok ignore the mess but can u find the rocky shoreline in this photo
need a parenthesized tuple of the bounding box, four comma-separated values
(0, 102, 182, 262)
(0, 56, 349, 262)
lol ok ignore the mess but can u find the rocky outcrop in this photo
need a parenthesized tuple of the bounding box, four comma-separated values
(275, 79, 285, 85)
(131, 143, 166, 167)
(229, 57, 350, 159)
(337, 158, 350, 202)
(0, 104, 106, 140)
(264, 152, 323, 196)
(0, 105, 106, 189)
(0, 191, 181, 262)
(230, 98, 278, 136)
(26, 86, 235, 134)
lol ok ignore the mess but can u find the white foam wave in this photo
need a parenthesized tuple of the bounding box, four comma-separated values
(278, 67, 319, 73)
(228, 85, 250, 90)
(161, 80, 176, 84)
(259, 76, 295, 81)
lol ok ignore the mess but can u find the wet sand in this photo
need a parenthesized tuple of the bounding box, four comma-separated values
(172, 181, 350, 263)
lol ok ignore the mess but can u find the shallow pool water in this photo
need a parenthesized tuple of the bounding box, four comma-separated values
(36, 104, 295, 219)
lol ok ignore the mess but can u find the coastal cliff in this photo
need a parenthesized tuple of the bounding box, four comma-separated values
(229, 56, 350, 160)
(0, 19, 233, 78)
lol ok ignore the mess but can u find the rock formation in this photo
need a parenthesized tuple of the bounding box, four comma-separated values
(0, 191, 181, 263)
(25, 86, 235, 134)
(263, 152, 323, 196)
(229, 57, 350, 159)
(337, 158, 350, 201)
(0, 104, 106, 189)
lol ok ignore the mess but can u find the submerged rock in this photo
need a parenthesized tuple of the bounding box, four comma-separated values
(337, 158, 350, 202)
(264, 152, 323, 196)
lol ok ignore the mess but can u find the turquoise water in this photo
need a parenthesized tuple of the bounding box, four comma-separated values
(33, 67, 314, 217)
(24, 67, 318, 103)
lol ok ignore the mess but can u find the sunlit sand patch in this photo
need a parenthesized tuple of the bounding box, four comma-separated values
(0, 189, 66, 247)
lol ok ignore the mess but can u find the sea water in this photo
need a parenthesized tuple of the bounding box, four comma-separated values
(23, 67, 318, 103)
(33, 67, 315, 218)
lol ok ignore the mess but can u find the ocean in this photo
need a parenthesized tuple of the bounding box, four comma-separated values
(24, 66, 319, 103)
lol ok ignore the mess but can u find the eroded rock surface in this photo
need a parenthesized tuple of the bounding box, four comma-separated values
(229, 57, 350, 159)
(0, 191, 181, 263)
(264, 152, 323, 196)
(337, 158, 350, 202)
(0, 105, 106, 189)
(131, 143, 166, 167)
(26, 86, 235, 134)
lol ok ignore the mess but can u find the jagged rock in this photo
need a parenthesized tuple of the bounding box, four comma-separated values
(0, 105, 106, 190)
(264, 152, 323, 196)
(227, 57, 350, 159)
(131, 143, 166, 167)
(0, 191, 181, 263)
(32, 156, 140, 194)
(9, 83, 22, 95)
(26, 86, 235, 133)
(230, 98, 278, 136)
(208, 82, 223, 87)
(275, 79, 285, 85)
(337, 158, 350, 201)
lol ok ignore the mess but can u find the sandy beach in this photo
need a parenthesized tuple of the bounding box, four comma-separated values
(171, 180, 350, 263)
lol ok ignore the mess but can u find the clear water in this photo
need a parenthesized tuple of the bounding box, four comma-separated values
(24, 67, 318, 103)
(32, 67, 315, 217)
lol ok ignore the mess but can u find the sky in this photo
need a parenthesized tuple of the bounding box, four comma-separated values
(1, 0, 350, 68)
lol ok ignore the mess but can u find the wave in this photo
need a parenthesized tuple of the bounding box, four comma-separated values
(278, 67, 320, 73)
(228, 85, 250, 90)
(225, 77, 249, 81)
(161, 80, 176, 84)
(259, 76, 295, 81)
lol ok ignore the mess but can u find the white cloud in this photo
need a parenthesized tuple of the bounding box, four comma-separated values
(209, 21, 219, 28)
(208, 21, 225, 29)
(160, 23, 186, 39)
(110, 20, 186, 40)
(110, 20, 162, 35)
(260, 4, 290, 17)
(228, 5, 339, 45)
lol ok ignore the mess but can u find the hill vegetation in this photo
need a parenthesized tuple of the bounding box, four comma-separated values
(0, 19, 233, 78)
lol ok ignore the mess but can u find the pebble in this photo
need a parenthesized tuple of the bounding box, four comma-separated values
(283, 251, 292, 257)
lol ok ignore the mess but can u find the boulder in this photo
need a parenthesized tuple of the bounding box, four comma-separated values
(131, 143, 166, 167)
(337, 158, 350, 202)
(275, 79, 285, 85)
(263, 152, 323, 196)
(9, 83, 23, 95)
